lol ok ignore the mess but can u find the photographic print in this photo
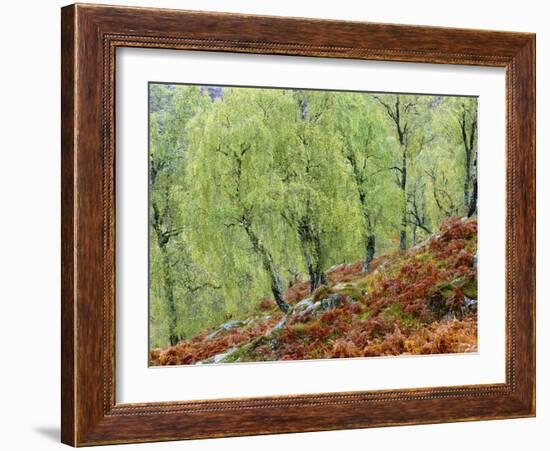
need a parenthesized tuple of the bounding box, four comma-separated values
(148, 84, 478, 366)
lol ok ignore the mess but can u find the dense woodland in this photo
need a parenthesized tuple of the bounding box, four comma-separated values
(148, 84, 478, 357)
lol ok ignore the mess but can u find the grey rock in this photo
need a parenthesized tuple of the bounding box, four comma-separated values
(320, 293, 344, 310)
(197, 347, 238, 364)
(292, 298, 315, 313)
(464, 296, 478, 313)
(206, 319, 248, 340)
(300, 301, 321, 316)
(269, 317, 289, 334)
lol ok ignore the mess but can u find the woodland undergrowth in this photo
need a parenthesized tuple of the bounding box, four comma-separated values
(150, 217, 478, 366)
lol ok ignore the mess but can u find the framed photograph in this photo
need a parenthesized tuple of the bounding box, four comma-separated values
(61, 3, 535, 446)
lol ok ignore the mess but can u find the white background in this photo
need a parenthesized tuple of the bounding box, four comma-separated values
(117, 49, 505, 403)
(0, 0, 546, 450)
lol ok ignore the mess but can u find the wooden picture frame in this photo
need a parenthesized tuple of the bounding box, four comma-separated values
(61, 3, 535, 446)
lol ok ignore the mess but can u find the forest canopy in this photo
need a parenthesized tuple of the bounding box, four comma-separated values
(149, 83, 478, 349)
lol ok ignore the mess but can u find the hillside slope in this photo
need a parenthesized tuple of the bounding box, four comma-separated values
(150, 217, 478, 365)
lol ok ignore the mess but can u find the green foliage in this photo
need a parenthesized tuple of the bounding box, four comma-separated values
(151, 217, 478, 365)
(148, 84, 478, 348)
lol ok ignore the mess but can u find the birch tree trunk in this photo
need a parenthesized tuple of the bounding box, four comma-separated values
(468, 146, 478, 217)
(242, 222, 290, 313)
